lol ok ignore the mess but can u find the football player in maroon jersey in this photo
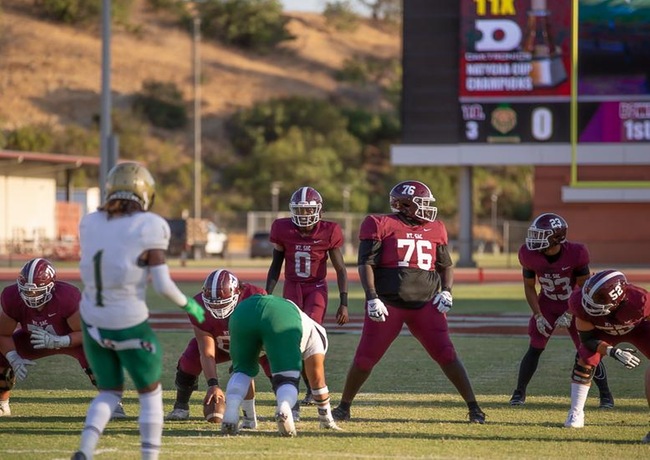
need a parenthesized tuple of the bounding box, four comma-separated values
(0, 258, 124, 418)
(266, 186, 349, 407)
(166, 269, 266, 428)
(509, 213, 614, 408)
(332, 180, 486, 424)
(564, 269, 650, 443)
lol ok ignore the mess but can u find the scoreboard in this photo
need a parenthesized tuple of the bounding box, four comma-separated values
(457, 0, 650, 145)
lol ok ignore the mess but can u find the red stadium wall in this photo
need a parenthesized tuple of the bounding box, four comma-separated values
(533, 166, 650, 266)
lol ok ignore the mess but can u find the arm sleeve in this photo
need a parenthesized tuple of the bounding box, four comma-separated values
(149, 264, 187, 307)
(578, 329, 603, 353)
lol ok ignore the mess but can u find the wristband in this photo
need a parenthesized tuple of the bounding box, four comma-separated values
(339, 292, 348, 305)
(207, 377, 219, 387)
(442, 286, 452, 293)
(366, 290, 378, 300)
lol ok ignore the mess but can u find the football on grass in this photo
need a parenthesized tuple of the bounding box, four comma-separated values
(203, 399, 225, 424)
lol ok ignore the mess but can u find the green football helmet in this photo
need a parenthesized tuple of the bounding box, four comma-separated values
(105, 162, 155, 211)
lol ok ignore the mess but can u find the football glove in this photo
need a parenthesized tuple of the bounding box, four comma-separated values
(433, 290, 453, 314)
(607, 346, 641, 369)
(534, 313, 552, 337)
(367, 298, 388, 322)
(5, 350, 35, 381)
(182, 297, 206, 323)
(554, 311, 573, 329)
(30, 328, 71, 349)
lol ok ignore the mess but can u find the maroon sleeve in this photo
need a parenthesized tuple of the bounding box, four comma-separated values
(329, 222, 344, 249)
(358, 215, 381, 241)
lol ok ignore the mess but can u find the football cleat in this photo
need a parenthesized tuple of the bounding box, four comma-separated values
(111, 401, 127, 419)
(70, 451, 87, 460)
(275, 410, 297, 437)
(509, 390, 526, 406)
(331, 405, 351, 421)
(599, 392, 615, 409)
(221, 421, 240, 436)
(165, 407, 190, 421)
(564, 410, 584, 428)
(319, 417, 342, 431)
(468, 407, 486, 424)
(0, 400, 11, 417)
(240, 416, 258, 430)
(301, 392, 316, 406)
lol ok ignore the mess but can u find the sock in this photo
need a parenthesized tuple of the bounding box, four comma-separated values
(276, 384, 298, 415)
(516, 346, 543, 391)
(224, 373, 252, 424)
(138, 384, 163, 460)
(593, 361, 611, 395)
(241, 398, 257, 421)
(569, 382, 590, 414)
(79, 391, 122, 458)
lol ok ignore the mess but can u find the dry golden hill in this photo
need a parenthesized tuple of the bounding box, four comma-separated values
(0, 2, 400, 148)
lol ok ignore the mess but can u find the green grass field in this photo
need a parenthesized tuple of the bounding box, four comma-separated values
(1, 271, 649, 458)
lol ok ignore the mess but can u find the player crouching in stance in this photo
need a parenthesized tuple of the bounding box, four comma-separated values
(221, 294, 341, 437)
(0, 258, 124, 418)
(166, 269, 265, 429)
(564, 270, 650, 443)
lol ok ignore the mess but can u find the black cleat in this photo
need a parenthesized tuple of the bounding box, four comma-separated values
(71, 452, 87, 460)
(468, 407, 486, 424)
(599, 392, 614, 409)
(332, 405, 351, 421)
(509, 389, 526, 406)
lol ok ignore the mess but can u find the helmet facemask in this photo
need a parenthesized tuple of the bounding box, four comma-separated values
(18, 281, 54, 309)
(290, 202, 322, 227)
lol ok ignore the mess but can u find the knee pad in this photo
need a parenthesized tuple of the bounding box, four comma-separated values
(175, 368, 199, 391)
(271, 374, 300, 394)
(572, 361, 595, 385)
(0, 367, 16, 391)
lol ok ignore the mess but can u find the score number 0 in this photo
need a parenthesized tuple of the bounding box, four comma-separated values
(465, 106, 553, 141)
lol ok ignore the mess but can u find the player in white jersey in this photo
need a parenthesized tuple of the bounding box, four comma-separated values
(72, 162, 205, 460)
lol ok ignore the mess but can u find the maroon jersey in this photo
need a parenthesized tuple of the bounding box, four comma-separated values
(569, 284, 650, 336)
(359, 214, 448, 309)
(518, 241, 589, 304)
(269, 218, 343, 283)
(1, 281, 81, 336)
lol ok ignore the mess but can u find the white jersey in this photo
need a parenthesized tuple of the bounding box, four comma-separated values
(79, 210, 170, 329)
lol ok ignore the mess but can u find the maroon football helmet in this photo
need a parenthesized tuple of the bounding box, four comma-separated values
(289, 186, 323, 228)
(581, 270, 628, 316)
(17, 258, 56, 309)
(389, 180, 437, 223)
(525, 212, 568, 251)
(201, 269, 241, 319)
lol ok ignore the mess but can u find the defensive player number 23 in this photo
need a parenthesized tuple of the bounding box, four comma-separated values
(396, 239, 433, 270)
(538, 275, 571, 301)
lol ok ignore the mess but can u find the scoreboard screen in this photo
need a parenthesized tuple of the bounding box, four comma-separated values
(458, 0, 650, 144)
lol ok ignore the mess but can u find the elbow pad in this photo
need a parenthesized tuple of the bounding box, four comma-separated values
(149, 264, 187, 307)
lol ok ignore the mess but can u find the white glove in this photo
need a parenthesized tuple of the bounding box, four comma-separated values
(367, 298, 388, 322)
(607, 346, 641, 369)
(433, 290, 453, 314)
(30, 328, 71, 349)
(6, 350, 36, 381)
(534, 313, 552, 337)
(554, 311, 573, 329)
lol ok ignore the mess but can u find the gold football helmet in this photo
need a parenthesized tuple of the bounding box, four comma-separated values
(105, 162, 156, 211)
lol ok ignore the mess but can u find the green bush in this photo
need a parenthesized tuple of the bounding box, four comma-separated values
(35, 0, 133, 25)
(132, 80, 188, 130)
(4, 124, 56, 152)
(323, 1, 360, 32)
(199, 0, 294, 52)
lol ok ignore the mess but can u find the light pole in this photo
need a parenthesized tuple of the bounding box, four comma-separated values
(191, 8, 202, 220)
(491, 192, 499, 253)
(183, 1, 203, 221)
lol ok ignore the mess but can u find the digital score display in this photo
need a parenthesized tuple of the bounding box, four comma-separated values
(458, 0, 650, 144)
(459, 0, 572, 143)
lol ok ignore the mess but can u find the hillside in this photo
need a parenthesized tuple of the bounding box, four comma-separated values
(0, 2, 400, 152)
